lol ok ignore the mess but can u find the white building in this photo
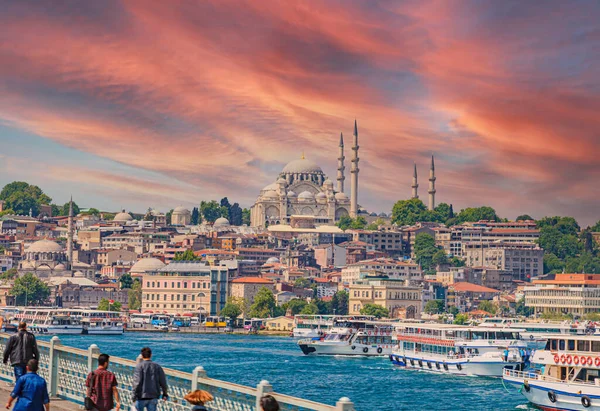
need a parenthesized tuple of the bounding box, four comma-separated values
(341, 258, 422, 285)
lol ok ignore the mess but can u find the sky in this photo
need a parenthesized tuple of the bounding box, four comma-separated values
(0, 0, 599, 226)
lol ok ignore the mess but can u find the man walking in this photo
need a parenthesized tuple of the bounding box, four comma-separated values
(3, 322, 40, 382)
(85, 354, 121, 411)
(5, 359, 49, 411)
(132, 347, 168, 411)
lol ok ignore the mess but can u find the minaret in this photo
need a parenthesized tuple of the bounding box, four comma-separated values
(411, 163, 419, 199)
(428, 155, 436, 211)
(67, 196, 74, 274)
(337, 132, 345, 193)
(350, 120, 359, 217)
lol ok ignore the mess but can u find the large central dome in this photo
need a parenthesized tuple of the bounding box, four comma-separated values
(281, 158, 323, 174)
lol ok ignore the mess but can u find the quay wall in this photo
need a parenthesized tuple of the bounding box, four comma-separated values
(0, 333, 354, 411)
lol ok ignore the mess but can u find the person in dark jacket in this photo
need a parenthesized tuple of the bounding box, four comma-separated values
(3, 322, 40, 382)
(260, 395, 280, 411)
(183, 390, 213, 411)
(132, 347, 168, 411)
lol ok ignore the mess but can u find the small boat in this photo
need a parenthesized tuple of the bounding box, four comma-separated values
(389, 324, 529, 377)
(504, 335, 600, 410)
(292, 314, 374, 338)
(298, 318, 396, 356)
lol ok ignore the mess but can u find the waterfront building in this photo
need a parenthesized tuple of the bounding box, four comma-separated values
(523, 273, 600, 317)
(265, 316, 295, 331)
(59, 281, 128, 308)
(171, 206, 191, 226)
(230, 277, 276, 306)
(341, 258, 422, 285)
(250, 122, 364, 228)
(314, 278, 338, 299)
(18, 239, 95, 279)
(142, 261, 228, 315)
(346, 229, 403, 254)
(348, 276, 422, 319)
(464, 242, 543, 281)
(446, 282, 500, 312)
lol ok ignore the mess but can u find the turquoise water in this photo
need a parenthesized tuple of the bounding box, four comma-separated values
(39, 333, 533, 411)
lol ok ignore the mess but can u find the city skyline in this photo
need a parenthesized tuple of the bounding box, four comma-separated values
(1, 1, 599, 225)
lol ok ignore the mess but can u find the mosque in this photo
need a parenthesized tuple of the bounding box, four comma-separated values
(251, 121, 361, 228)
(250, 120, 439, 228)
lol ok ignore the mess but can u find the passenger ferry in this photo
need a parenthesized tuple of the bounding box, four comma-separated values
(389, 324, 529, 376)
(13, 308, 123, 335)
(479, 318, 597, 349)
(504, 335, 600, 410)
(292, 315, 373, 338)
(298, 318, 396, 356)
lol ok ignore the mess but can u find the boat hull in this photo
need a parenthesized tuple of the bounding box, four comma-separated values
(390, 354, 522, 377)
(299, 341, 392, 356)
(504, 374, 600, 410)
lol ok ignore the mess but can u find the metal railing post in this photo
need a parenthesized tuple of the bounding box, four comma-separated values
(256, 380, 273, 411)
(191, 366, 207, 391)
(88, 344, 100, 373)
(48, 336, 61, 398)
(335, 397, 354, 411)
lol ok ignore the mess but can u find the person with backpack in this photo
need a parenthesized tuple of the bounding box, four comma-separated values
(85, 353, 121, 411)
(3, 322, 39, 382)
(132, 347, 168, 411)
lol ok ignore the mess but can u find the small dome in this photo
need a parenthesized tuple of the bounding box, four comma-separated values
(315, 192, 326, 199)
(262, 183, 279, 192)
(335, 192, 348, 200)
(130, 258, 166, 274)
(214, 217, 230, 227)
(276, 178, 287, 185)
(54, 263, 66, 271)
(266, 257, 280, 264)
(323, 179, 333, 187)
(27, 240, 63, 253)
(378, 212, 388, 217)
(74, 271, 85, 278)
(114, 210, 133, 222)
(287, 191, 297, 198)
(298, 191, 314, 200)
(282, 158, 323, 174)
(172, 206, 190, 215)
(263, 190, 278, 199)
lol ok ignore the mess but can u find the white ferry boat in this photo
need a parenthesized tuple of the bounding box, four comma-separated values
(504, 335, 600, 410)
(14, 308, 123, 335)
(479, 318, 598, 349)
(292, 315, 373, 338)
(389, 324, 529, 376)
(298, 318, 396, 356)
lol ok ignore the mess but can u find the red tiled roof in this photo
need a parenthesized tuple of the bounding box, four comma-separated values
(231, 277, 274, 284)
(450, 282, 499, 293)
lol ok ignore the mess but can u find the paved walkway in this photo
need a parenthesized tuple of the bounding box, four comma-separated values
(0, 382, 81, 411)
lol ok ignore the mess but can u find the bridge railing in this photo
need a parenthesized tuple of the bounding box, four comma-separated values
(0, 334, 354, 411)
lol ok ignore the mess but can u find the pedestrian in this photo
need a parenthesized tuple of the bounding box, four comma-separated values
(3, 322, 40, 382)
(260, 395, 280, 411)
(85, 353, 121, 411)
(183, 390, 213, 411)
(5, 359, 49, 411)
(132, 347, 168, 411)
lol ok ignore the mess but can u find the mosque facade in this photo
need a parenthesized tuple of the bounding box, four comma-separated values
(250, 121, 361, 228)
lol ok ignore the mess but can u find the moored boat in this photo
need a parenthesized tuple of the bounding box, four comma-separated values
(504, 335, 600, 410)
(389, 324, 529, 377)
(298, 318, 396, 356)
(292, 314, 373, 338)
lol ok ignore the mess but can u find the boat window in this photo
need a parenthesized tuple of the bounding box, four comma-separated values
(568, 340, 575, 351)
(551, 339, 558, 351)
(545, 339, 551, 350)
(592, 341, 600, 353)
(559, 340, 565, 350)
(577, 340, 590, 352)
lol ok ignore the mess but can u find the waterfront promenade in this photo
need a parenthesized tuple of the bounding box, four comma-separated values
(0, 333, 354, 411)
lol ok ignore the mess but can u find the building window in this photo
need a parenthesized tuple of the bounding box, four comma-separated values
(177, 282, 181, 288)
(184, 282, 188, 289)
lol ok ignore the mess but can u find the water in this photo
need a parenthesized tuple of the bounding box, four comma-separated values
(39, 333, 534, 411)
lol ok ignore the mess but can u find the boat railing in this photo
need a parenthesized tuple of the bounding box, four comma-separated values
(503, 369, 600, 386)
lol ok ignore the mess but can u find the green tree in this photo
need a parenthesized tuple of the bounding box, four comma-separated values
(249, 287, 278, 318)
(538, 226, 581, 260)
(0, 268, 18, 281)
(434, 203, 453, 224)
(119, 273, 134, 289)
(349, 216, 368, 230)
(359, 303, 389, 318)
(516, 214, 534, 221)
(331, 290, 349, 315)
(391, 198, 427, 226)
(581, 229, 596, 254)
(200, 200, 222, 223)
(294, 278, 311, 288)
(242, 208, 251, 226)
(450, 256, 465, 267)
(424, 299, 445, 315)
(173, 249, 199, 261)
(143, 207, 155, 221)
(166, 209, 174, 225)
(366, 218, 386, 231)
(0, 182, 52, 216)
(60, 201, 80, 216)
(97, 298, 122, 312)
(220, 302, 242, 323)
(229, 203, 243, 226)
(220, 198, 232, 219)
(447, 306, 459, 316)
(228, 297, 250, 318)
(128, 280, 142, 311)
(432, 249, 448, 266)
(453, 313, 469, 325)
(565, 252, 600, 274)
(515, 298, 533, 317)
(336, 215, 353, 230)
(455, 206, 499, 223)
(591, 220, 600, 232)
(83, 208, 101, 216)
(300, 303, 319, 315)
(537, 216, 580, 235)
(11, 273, 50, 305)
(414, 233, 438, 271)
(191, 207, 200, 225)
(543, 253, 565, 274)
(477, 300, 497, 314)
(282, 299, 308, 315)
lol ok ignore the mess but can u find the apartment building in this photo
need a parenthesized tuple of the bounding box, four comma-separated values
(464, 242, 543, 281)
(342, 258, 422, 285)
(524, 274, 600, 317)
